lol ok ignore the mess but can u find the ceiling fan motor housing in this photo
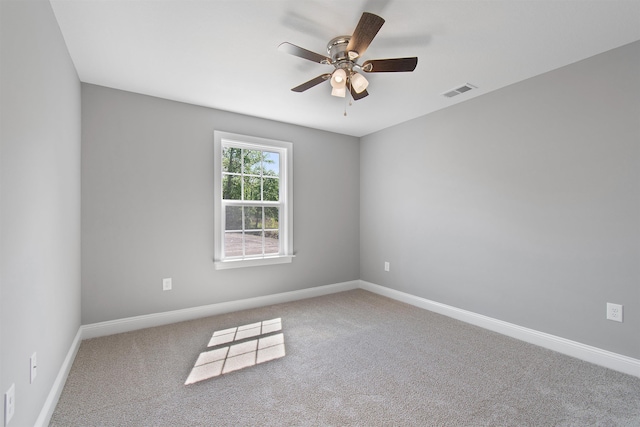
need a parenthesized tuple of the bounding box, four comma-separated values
(327, 36, 355, 71)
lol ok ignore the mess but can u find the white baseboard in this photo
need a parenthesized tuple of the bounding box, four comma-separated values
(41, 278, 638, 426)
(359, 280, 640, 378)
(81, 280, 359, 339)
(34, 328, 83, 427)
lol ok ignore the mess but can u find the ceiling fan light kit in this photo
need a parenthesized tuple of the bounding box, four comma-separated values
(279, 12, 418, 104)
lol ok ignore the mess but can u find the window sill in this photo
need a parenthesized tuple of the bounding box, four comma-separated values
(214, 255, 294, 270)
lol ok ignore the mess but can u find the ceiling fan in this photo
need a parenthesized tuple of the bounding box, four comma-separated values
(278, 12, 418, 101)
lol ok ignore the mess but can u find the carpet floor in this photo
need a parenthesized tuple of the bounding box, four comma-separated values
(50, 289, 640, 426)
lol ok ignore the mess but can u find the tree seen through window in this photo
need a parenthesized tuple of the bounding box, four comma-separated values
(222, 147, 281, 258)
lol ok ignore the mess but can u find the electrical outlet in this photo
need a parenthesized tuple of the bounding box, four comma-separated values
(4, 383, 15, 425)
(162, 278, 172, 291)
(30, 352, 37, 384)
(384, 262, 390, 272)
(606, 303, 623, 322)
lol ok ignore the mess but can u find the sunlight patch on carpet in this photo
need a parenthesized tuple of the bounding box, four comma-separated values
(185, 318, 285, 385)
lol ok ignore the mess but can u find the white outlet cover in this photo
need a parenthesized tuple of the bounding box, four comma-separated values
(606, 303, 623, 322)
(162, 278, 172, 291)
(5, 383, 15, 425)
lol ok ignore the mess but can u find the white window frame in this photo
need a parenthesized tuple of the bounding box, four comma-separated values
(213, 131, 293, 269)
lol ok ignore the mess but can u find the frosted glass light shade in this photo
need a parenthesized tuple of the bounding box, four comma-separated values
(351, 72, 369, 93)
(330, 69, 347, 89)
(331, 87, 346, 97)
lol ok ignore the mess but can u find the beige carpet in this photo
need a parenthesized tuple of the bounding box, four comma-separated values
(51, 289, 640, 426)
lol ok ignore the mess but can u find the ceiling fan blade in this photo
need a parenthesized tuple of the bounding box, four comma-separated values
(278, 42, 331, 64)
(346, 12, 385, 57)
(362, 57, 418, 72)
(291, 74, 332, 92)
(349, 86, 369, 101)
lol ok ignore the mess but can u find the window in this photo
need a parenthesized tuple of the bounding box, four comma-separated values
(214, 131, 293, 269)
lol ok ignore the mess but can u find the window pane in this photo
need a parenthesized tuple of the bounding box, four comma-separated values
(264, 207, 279, 229)
(222, 175, 241, 200)
(245, 231, 263, 256)
(263, 152, 279, 176)
(243, 150, 262, 176)
(222, 147, 241, 173)
(244, 176, 261, 200)
(263, 177, 279, 201)
(244, 207, 262, 230)
(225, 206, 242, 230)
(265, 231, 279, 254)
(224, 232, 243, 257)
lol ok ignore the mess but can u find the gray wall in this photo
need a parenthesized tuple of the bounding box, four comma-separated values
(0, 0, 82, 425)
(81, 84, 360, 324)
(360, 41, 640, 359)
(0, 4, 636, 421)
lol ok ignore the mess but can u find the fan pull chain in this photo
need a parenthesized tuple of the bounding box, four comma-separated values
(344, 94, 348, 117)
(344, 77, 352, 117)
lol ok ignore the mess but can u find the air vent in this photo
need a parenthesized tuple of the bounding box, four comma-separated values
(443, 83, 476, 98)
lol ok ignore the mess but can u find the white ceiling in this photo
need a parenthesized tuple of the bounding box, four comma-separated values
(50, 0, 640, 137)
